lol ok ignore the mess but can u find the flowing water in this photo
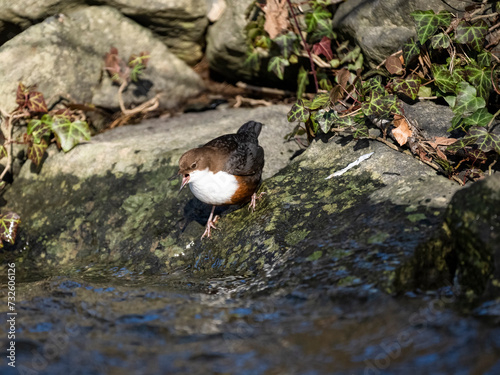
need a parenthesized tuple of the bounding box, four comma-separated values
(1, 267, 499, 375)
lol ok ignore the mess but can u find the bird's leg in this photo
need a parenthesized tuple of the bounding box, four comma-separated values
(248, 191, 266, 212)
(202, 205, 218, 239)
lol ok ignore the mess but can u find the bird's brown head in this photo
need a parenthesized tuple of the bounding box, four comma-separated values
(178, 148, 211, 190)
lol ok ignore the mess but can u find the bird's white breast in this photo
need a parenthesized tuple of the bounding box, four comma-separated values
(188, 168, 239, 205)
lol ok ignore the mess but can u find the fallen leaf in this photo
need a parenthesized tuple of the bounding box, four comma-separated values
(263, 0, 289, 39)
(385, 55, 404, 75)
(336, 68, 350, 89)
(426, 136, 457, 149)
(392, 114, 412, 146)
(436, 147, 447, 160)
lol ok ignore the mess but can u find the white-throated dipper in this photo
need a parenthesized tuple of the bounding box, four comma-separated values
(178, 121, 265, 238)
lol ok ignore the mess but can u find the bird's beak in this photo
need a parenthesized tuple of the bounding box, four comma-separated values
(180, 174, 190, 191)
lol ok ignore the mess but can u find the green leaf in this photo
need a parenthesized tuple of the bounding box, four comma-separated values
(448, 113, 464, 132)
(244, 49, 260, 71)
(27, 139, 48, 167)
(410, 10, 452, 44)
(362, 75, 386, 95)
(336, 114, 363, 128)
(417, 85, 432, 97)
(455, 20, 488, 51)
(340, 45, 361, 64)
(434, 158, 454, 176)
(392, 75, 421, 100)
(315, 109, 338, 133)
(309, 93, 330, 110)
(431, 64, 458, 93)
(297, 66, 309, 98)
(27, 114, 52, 143)
(353, 125, 370, 138)
(453, 82, 486, 117)
(361, 92, 398, 118)
(347, 53, 364, 72)
(0, 212, 21, 248)
(469, 126, 500, 153)
(268, 56, 289, 80)
(402, 38, 421, 65)
(463, 108, 494, 129)
(464, 65, 492, 100)
(0, 145, 7, 159)
(273, 32, 297, 60)
(305, 7, 335, 39)
(287, 99, 310, 123)
(50, 116, 91, 152)
(446, 137, 477, 151)
(477, 51, 492, 68)
(430, 32, 450, 49)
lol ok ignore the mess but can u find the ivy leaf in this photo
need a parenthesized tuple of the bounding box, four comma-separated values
(244, 49, 261, 71)
(27, 114, 52, 143)
(0, 212, 21, 248)
(309, 93, 330, 110)
(315, 109, 338, 133)
(268, 56, 289, 80)
(297, 66, 309, 98)
(287, 99, 310, 123)
(27, 91, 48, 113)
(353, 125, 370, 138)
(27, 139, 48, 167)
(463, 108, 494, 129)
(50, 116, 91, 152)
(362, 75, 386, 95)
(392, 75, 421, 100)
(453, 82, 486, 117)
(402, 38, 421, 65)
(385, 55, 404, 75)
(431, 64, 458, 93)
(305, 7, 335, 39)
(464, 65, 492, 101)
(418, 85, 432, 97)
(446, 137, 477, 151)
(455, 20, 488, 51)
(477, 51, 492, 68)
(273, 32, 297, 60)
(312, 36, 333, 61)
(430, 32, 450, 49)
(361, 92, 398, 118)
(469, 126, 500, 153)
(16, 82, 29, 108)
(410, 10, 452, 44)
(336, 114, 362, 128)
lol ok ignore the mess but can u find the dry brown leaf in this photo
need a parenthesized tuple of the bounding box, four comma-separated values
(336, 68, 350, 89)
(436, 148, 447, 160)
(263, 0, 289, 39)
(392, 114, 412, 146)
(385, 55, 404, 75)
(426, 137, 457, 149)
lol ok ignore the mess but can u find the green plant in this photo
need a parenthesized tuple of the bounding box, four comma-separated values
(245, 0, 355, 97)
(104, 47, 160, 128)
(278, 1, 500, 183)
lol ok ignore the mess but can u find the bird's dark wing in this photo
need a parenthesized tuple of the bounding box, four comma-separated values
(224, 142, 264, 176)
(204, 122, 264, 176)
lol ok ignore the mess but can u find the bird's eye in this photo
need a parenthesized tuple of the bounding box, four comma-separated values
(184, 174, 189, 178)
(191, 162, 197, 169)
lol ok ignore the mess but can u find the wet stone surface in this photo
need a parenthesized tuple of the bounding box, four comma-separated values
(0, 105, 498, 373)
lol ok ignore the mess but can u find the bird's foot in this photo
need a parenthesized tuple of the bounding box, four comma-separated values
(201, 206, 220, 239)
(248, 191, 266, 212)
(201, 219, 217, 239)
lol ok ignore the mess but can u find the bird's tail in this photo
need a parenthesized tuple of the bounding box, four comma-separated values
(237, 121, 263, 137)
